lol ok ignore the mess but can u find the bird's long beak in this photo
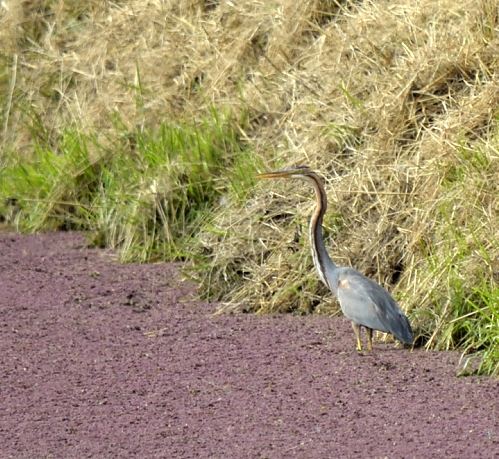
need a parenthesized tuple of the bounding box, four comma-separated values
(256, 171, 292, 179)
(256, 168, 298, 179)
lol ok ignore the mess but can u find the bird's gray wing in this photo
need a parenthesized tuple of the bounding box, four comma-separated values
(336, 268, 412, 343)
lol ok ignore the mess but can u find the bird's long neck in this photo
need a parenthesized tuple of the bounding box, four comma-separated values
(305, 174, 339, 295)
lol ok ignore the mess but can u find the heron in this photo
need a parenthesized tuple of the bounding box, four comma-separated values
(256, 165, 413, 351)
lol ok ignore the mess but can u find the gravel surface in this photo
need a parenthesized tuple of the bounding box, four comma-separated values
(1, 231, 498, 459)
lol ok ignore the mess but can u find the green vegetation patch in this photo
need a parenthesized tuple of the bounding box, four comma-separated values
(0, 109, 257, 262)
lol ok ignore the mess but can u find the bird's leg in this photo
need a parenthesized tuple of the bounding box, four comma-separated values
(352, 322, 362, 351)
(366, 327, 373, 351)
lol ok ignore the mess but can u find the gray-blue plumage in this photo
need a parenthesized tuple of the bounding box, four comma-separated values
(336, 267, 413, 344)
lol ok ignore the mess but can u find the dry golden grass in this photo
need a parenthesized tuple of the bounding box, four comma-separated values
(3, 0, 499, 351)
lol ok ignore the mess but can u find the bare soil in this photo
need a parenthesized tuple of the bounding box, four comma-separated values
(1, 231, 498, 459)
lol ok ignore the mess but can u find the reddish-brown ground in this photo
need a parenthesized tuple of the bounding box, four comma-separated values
(1, 231, 499, 459)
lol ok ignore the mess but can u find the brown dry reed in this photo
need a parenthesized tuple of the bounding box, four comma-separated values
(2, 0, 499, 355)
